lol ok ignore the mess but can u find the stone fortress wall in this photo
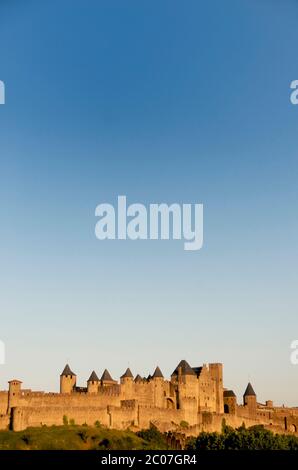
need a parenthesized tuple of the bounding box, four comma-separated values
(0, 360, 297, 436)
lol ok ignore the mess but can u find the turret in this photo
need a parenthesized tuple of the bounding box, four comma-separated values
(152, 366, 164, 407)
(243, 382, 257, 418)
(87, 370, 100, 393)
(120, 368, 133, 384)
(60, 364, 76, 394)
(101, 369, 116, 387)
(134, 374, 143, 383)
(7, 379, 22, 412)
(120, 368, 134, 399)
(152, 366, 164, 382)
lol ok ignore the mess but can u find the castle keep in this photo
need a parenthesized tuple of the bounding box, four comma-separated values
(0, 360, 297, 435)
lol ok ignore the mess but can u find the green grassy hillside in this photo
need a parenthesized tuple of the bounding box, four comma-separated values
(1, 423, 297, 451)
(0, 425, 168, 450)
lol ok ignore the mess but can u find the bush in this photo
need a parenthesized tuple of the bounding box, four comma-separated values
(137, 425, 167, 449)
(186, 425, 298, 451)
(180, 420, 189, 429)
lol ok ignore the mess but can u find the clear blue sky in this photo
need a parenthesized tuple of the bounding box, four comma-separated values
(0, 0, 297, 405)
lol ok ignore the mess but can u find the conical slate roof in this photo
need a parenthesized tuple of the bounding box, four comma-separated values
(147, 374, 152, 381)
(60, 364, 75, 376)
(243, 382, 256, 397)
(87, 370, 100, 382)
(172, 360, 195, 376)
(121, 368, 133, 379)
(134, 374, 142, 383)
(101, 369, 114, 382)
(224, 390, 236, 398)
(152, 366, 164, 378)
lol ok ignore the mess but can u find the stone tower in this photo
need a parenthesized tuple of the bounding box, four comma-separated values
(120, 368, 133, 383)
(87, 370, 100, 393)
(7, 379, 22, 413)
(101, 369, 116, 387)
(243, 382, 257, 418)
(171, 360, 198, 425)
(120, 368, 134, 399)
(60, 364, 76, 394)
(209, 363, 224, 414)
(152, 366, 164, 408)
(134, 374, 143, 383)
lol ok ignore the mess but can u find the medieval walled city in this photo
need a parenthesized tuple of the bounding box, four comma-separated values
(0, 359, 297, 436)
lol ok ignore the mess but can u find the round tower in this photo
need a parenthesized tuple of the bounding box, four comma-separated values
(152, 366, 164, 382)
(120, 368, 134, 399)
(87, 370, 100, 393)
(100, 369, 116, 387)
(243, 382, 257, 418)
(60, 364, 76, 394)
(120, 367, 134, 384)
(152, 366, 164, 407)
(134, 374, 143, 384)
